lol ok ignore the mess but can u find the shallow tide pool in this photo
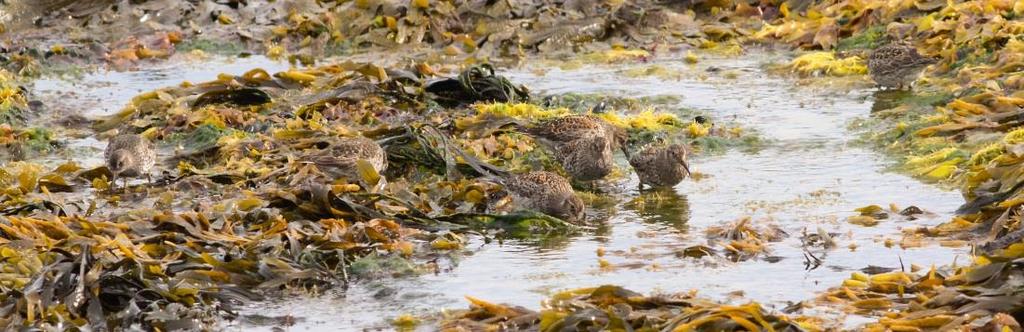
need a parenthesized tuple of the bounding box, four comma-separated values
(34, 53, 968, 331)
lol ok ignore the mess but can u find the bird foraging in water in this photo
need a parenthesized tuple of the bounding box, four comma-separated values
(629, 143, 692, 190)
(519, 114, 626, 182)
(105, 134, 156, 191)
(556, 136, 615, 182)
(447, 136, 584, 222)
(502, 171, 585, 223)
(868, 44, 937, 90)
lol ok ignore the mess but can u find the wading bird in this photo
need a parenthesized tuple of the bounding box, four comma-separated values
(629, 143, 692, 190)
(502, 171, 586, 223)
(520, 114, 627, 183)
(105, 134, 156, 191)
(868, 44, 937, 90)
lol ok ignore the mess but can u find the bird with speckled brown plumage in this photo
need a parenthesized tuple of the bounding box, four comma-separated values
(305, 136, 387, 180)
(556, 136, 616, 182)
(105, 134, 156, 191)
(502, 171, 585, 223)
(868, 44, 936, 90)
(523, 115, 616, 144)
(520, 114, 626, 183)
(629, 143, 691, 190)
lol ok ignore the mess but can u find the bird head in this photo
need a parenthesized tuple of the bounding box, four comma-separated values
(550, 193, 585, 223)
(666, 144, 692, 176)
(109, 150, 133, 176)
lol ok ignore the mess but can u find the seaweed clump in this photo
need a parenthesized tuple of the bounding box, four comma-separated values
(443, 285, 815, 331)
(2, 0, 768, 72)
(0, 69, 59, 160)
(0, 61, 739, 328)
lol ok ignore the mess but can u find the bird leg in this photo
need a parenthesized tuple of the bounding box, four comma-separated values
(108, 175, 117, 194)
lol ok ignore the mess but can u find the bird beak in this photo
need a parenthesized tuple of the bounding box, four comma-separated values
(682, 159, 692, 178)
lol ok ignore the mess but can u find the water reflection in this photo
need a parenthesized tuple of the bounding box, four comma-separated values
(492, 197, 618, 250)
(870, 89, 914, 113)
(622, 188, 691, 233)
(505, 231, 576, 251)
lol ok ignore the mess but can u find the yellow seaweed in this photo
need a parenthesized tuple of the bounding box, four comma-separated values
(788, 52, 868, 77)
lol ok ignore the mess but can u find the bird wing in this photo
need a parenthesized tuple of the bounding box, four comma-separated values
(104, 135, 140, 160)
(333, 138, 385, 166)
(628, 147, 658, 169)
(503, 173, 541, 196)
(526, 115, 605, 142)
(302, 137, 385, 176)
(506, 171, 572, 196)
(870, 45, 931, 75)
(869, 46, 902, 75)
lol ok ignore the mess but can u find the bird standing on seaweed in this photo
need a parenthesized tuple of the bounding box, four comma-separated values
(105, 134, 156, 191)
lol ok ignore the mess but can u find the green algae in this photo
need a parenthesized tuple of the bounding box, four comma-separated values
(348, 254, 421, 278)
(837, 25, 886, 51)
(19, 127, 56, 153)
(169, 123, 238, 150)
(176, 39, 248, 56)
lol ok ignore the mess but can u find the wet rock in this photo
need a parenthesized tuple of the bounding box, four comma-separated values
(899, 205, 923, 216)
(373, 287, 397, 299)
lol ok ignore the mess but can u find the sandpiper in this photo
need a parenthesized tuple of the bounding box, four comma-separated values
(868, 44, 937, 90)
(306, 136, 387, 181)
(520, 114, 626, 182)
(503, 171, 585, 222)
(105, 134, 156, 190)
(523, 114, 624, 147)
(628, 143, 692, 190)
(555, 136, 616, 182)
